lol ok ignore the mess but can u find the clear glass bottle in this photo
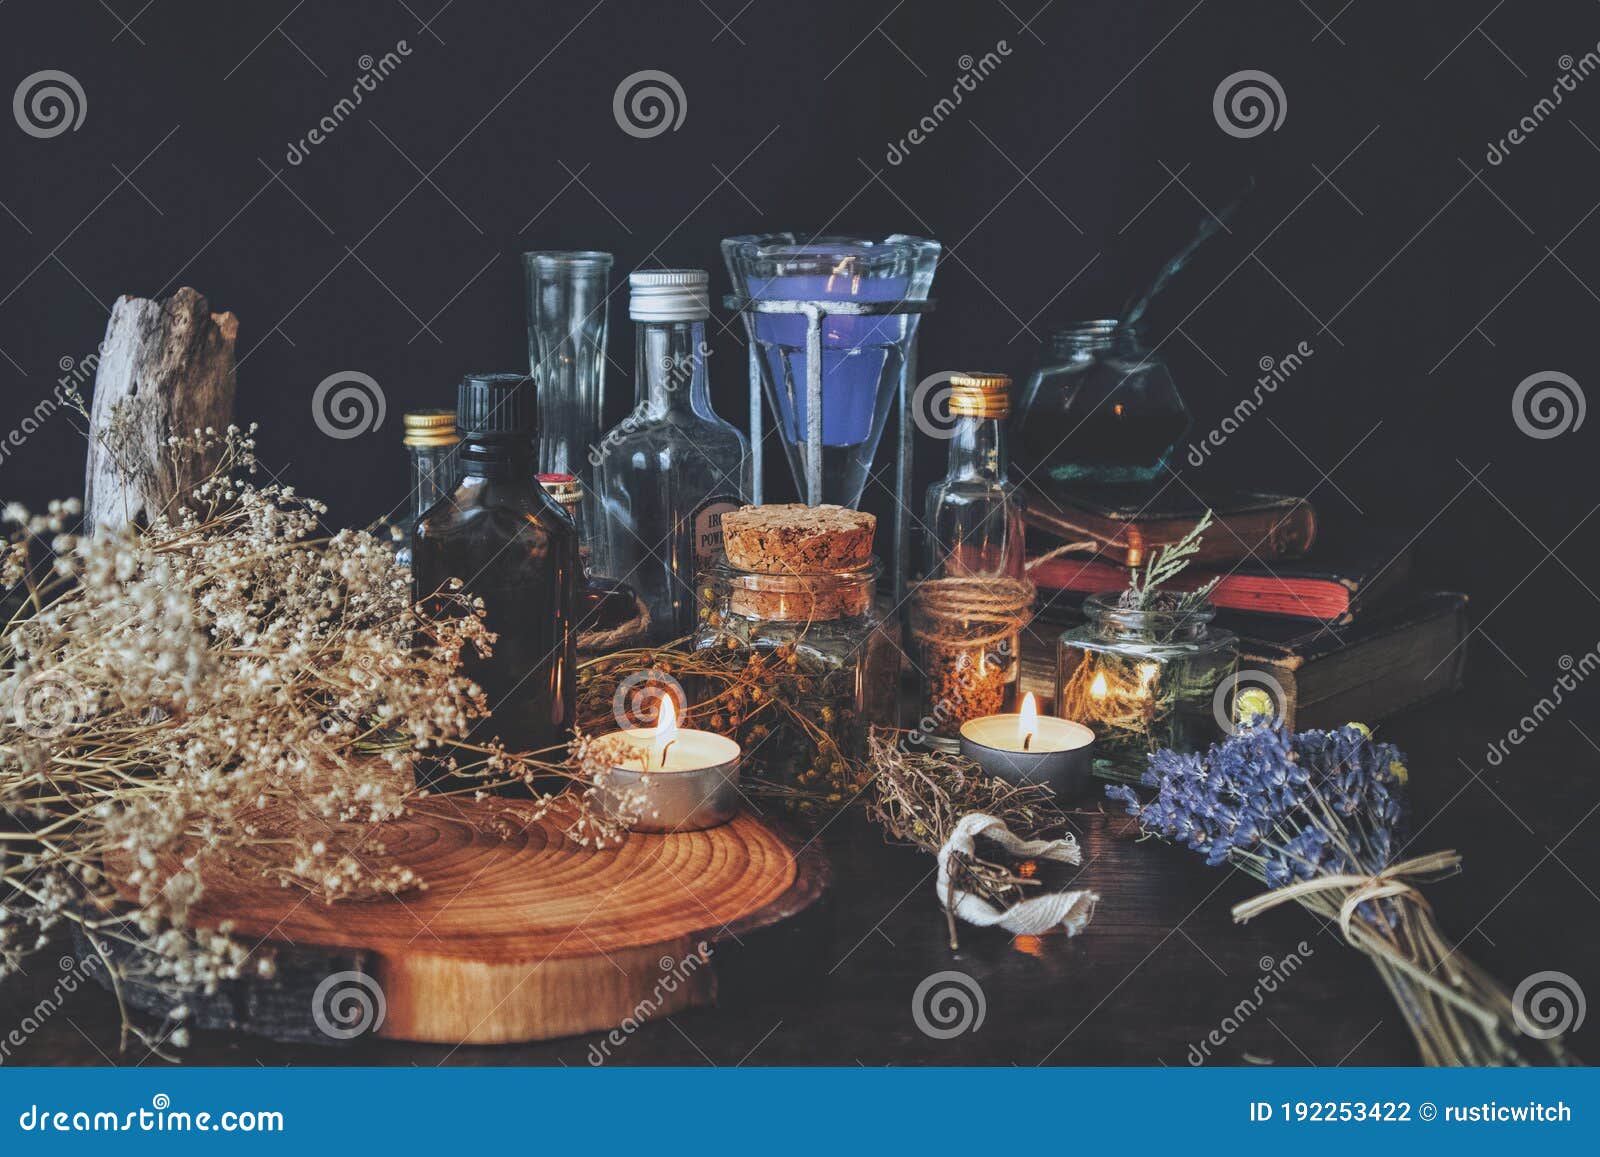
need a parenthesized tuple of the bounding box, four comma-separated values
(411, 374, 579, 788)
(1056, 593, 1237, 784)
(595, 270, 752, 643)
(538, 471, 648, 652)
(396, 409, 459, 570)
(524, 250, 612, 563)
(1013, 319, 1190, 485)
(910, 373, 1031, 750)
(693, 559, 895, 814)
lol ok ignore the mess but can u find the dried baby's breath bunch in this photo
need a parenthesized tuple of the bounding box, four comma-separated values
(0, 427, 622, 1048)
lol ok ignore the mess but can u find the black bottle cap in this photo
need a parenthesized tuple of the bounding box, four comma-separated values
(457, 373, 536, 437)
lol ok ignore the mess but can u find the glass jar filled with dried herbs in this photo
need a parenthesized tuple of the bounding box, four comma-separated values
(693, 558, 897, 814)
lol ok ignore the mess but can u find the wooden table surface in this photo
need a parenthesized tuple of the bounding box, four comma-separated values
(5, 663, 1596, 1067)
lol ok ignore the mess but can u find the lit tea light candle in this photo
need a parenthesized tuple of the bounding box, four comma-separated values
(959, 692, 1096, 799)
(601, 694, 743, 833)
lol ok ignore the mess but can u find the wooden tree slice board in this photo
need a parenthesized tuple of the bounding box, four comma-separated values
(104, 798, 828, 1046)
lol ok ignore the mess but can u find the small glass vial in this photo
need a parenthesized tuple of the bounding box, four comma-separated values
(411, 374, 579, 787)
(1056, 593, 1237, 784)
(396, 410, 459, 569)
(909, 373, 1031, 750)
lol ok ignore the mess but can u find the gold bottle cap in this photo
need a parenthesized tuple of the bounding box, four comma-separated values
(947, 372, 1011, 419)
(403, 409, 460, 448)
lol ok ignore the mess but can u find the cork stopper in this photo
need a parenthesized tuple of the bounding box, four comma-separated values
(715, 504, 878, 622)
(721, 504, 876, 574)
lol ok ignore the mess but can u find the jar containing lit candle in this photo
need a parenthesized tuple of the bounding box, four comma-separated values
(1054, 593, 1236, 784)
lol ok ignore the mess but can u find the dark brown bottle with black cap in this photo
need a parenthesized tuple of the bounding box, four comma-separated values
(411, 373, 578, 790)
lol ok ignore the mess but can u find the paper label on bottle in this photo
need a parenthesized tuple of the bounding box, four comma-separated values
(689, 497, 739, 568)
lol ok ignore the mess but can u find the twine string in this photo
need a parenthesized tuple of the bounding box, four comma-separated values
(1231, 850, 1496, 1029)
(576, 597, 652, 654)
(909, 576, 1036, 651)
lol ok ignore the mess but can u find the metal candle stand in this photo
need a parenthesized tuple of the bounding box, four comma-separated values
(723, 294, 936, 603)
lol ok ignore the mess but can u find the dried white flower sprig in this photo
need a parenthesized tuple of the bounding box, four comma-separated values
(1, 427, 630, 1053)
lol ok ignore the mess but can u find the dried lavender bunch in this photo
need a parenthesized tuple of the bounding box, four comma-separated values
(1108, 721, 1576, 1066)
(0, 428, 627, 1052)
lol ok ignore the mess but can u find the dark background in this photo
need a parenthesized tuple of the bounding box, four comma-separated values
(2, 0, 1599, 1069)
(4, 0, 1599, 671)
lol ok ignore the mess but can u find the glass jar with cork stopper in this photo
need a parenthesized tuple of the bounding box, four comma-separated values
(692, 504, 897, 814)
(909, 372, 1033, 750)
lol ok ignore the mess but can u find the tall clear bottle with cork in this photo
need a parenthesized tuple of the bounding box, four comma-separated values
(595, 270, 752, 642)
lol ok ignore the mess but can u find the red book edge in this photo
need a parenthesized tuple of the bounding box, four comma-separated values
(1028, 557, 1351, 622)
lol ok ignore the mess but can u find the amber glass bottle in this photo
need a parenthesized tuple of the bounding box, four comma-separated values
(411, 373, 578, 788)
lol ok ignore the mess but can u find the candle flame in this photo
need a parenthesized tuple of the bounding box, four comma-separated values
(1019, 692, 1038, 751)
(1136, 662, 1160, 696)
(650, 696, 678, 771)
(1090, 672, 1109, 699)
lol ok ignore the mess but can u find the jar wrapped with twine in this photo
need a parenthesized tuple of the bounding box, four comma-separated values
(908, 576, 1034, 747)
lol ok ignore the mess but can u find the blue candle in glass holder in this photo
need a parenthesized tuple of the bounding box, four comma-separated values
(723, 234, 938, 510)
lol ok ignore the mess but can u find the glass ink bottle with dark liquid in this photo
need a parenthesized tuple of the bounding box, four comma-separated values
(1014, 320, 1191, 486)
(411, 373, 579, 790)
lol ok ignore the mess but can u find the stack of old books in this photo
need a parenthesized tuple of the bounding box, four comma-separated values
(1019, 481, 1468, 730)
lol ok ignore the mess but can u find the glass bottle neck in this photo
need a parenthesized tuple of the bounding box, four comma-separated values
(457, 435, 535, 482)
(1052, 320, 1140, 357)
(408, 442, 458, 521)
(945, 416, 1009, 482)
(634, 318, 710, 415)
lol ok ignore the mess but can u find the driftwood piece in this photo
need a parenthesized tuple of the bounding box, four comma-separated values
(84, 287, 237, 533)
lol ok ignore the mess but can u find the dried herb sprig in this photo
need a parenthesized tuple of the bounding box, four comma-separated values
(1121, 508, 1219, 614)
(864, 728, 1070, 947)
